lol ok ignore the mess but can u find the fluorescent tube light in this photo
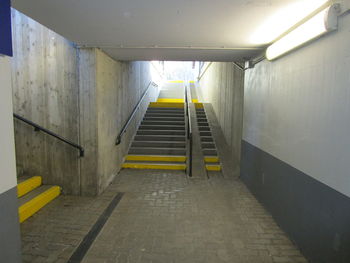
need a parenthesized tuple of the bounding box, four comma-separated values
(266, 4, 339, 60)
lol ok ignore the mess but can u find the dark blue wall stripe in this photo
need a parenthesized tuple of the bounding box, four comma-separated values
(0, 0, 13, 56)
(240, 140, 350, 263)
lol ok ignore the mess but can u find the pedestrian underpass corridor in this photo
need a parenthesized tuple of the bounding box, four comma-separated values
(2, 2, 350, 263)
(21, 170, 307, 263)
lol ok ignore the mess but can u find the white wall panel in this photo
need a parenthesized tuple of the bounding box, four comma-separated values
(244, 12, 350, 197)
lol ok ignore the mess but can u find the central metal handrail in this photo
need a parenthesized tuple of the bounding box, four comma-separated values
(115, 81, 158, 145)
(185, 85, 193, 177)
(13, 113, 85, 157)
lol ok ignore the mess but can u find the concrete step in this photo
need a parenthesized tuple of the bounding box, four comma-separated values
(141, 121, 185, 126)
(129, 147, 186, 155)
(134, 135, 185, 141)
(201, 142, 216, 149)
(137, 130, 186, 136)
(149, 102, 184, 109)
(143, 117, 184, 122)
(205, 164, 221, 171)
(145, 113, 184, 118)
(139, 125, 185, 130)
(17, 176, 42, 198)
(204, 156, 220, 163)
(147, 108, 184, 112)
(203, 149, 217, 155)
(122, 162, 186, 170)
(18, 185, 61, 223)
(125, 155, 186, 162)
(198, 126, 210, 131)
(201, 136, 213, 142)
(131, 141, 186, 148)
(200, 131, 212, 136)
(197, 118, 208, 122)
(198, 122, 209, 126)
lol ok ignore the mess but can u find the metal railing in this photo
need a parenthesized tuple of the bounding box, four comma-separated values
(13, 113, 85, 157)
(185, 85, 193, 177)
(115, 81, 158, 145)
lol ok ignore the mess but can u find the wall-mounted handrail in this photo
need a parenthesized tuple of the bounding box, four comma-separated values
(185, 86, 193, 177)
(197, 62, 213, 81)
(13, 113, 85, 157)
(115, 81, 158, 145)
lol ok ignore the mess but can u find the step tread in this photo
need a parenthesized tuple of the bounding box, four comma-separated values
(18, 185, 61, 223)
(122, 162, 186, 170)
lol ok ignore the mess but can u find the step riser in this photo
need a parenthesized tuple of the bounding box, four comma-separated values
(129, 148, 186, 155)
(131, 142, 186, 148)
(123, 163, 186, 170)
(137, 130, 186, 136)
(200, 132, 212, 136)
(201, 143, 216, 149)
(141, 121, 185, 126)
(145, 113, 184, 117)
(139, 125, 185, 130)
(143, 117, 185, 121)
(134, 135, 185, 141)
(203, 149, 217, 155)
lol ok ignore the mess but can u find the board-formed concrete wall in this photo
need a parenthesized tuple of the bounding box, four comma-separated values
(79, 49, 158, 195)
(11, 9, 80, 194)
(198, 62, 245, 175)
(11, 10, 157, 196)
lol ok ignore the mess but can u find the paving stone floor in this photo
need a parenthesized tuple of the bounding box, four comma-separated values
(21, 170, 308, 263)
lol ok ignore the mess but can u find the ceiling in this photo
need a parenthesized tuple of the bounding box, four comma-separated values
(12, 0, 329, 61)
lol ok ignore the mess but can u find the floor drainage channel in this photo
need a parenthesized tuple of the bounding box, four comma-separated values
(67, 192, 124, 263)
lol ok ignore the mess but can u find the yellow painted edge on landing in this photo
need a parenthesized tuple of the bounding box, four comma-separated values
(17, 176, 42, 198)
(192, 99, 199, 103)
(189, 80, 195, 83)
(19, 186, 61, 223)
(157, 98, 185, 103)
(126, 155, 186, 162)
(204, 156, 219, 163)
(195, 103, 204, 109)
(206, 164, 221, 171)
(122, 163, 186, 170)
(168, 80, 184, 83)
(149, 102, 184, 108)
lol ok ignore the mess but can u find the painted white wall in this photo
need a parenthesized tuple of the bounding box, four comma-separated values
(244, 11, 350, 197)
(0, 56, 18, 194)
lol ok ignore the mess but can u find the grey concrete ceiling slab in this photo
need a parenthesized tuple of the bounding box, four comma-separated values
(12, 0, 329, 61)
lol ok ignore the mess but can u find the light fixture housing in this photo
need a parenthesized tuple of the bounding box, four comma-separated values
(266, 4, 340, 60)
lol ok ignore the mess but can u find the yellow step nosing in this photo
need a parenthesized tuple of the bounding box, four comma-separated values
(126, 155, 186, 162)
(157, 98, 185, 103)
(122, 163, 186, 170)
(205, 164, 222, 171)
(19, 186, 61, 223)
(149, 102, 184, 108)
(17, 176, 42, 198)
(204, 156, 220, 163)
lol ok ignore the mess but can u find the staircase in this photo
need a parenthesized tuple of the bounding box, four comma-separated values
(17, 176, 61, 223)
(122, 101, 187, 170)
(195, 103, 222, 172)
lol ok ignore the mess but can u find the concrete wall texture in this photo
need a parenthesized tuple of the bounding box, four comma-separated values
(11, 10, 157, 196)
(0, 56, 22, 262)
(79, 48, 158, 195)
(11, 9, 80, 194)
(198, 62, 245, 175)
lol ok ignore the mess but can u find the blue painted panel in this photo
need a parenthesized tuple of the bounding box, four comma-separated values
(0, 0, 12, 56)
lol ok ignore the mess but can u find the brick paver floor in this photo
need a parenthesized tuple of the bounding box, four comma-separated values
(21, 170, 308, 263)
